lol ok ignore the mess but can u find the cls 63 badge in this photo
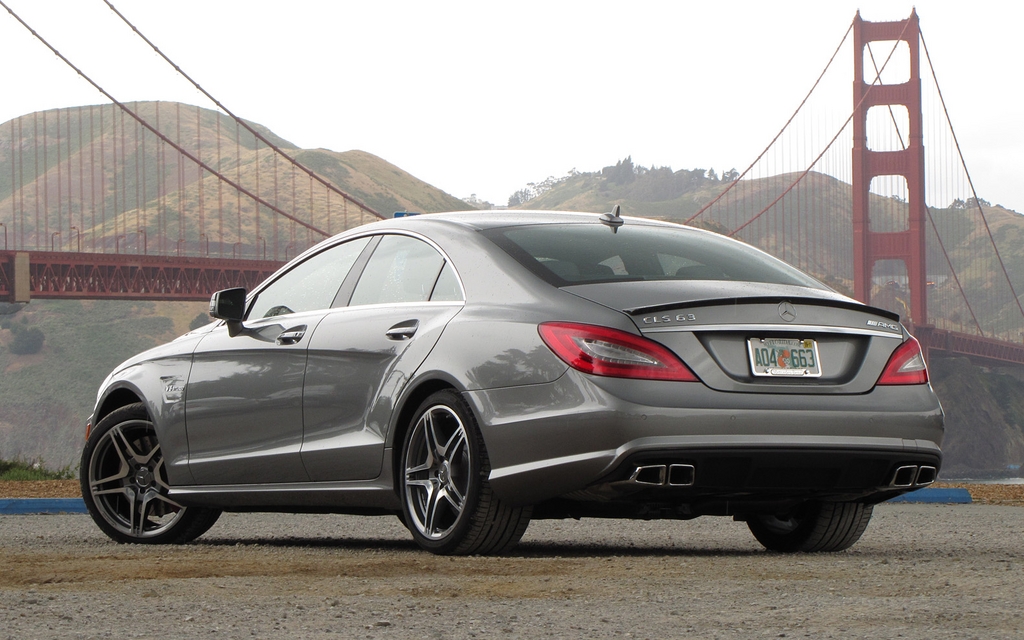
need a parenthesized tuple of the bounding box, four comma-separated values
(643, 313, 697, 325)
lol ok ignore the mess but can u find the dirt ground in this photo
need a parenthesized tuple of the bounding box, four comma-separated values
(0, 479, 81, 498)
(4, 478, 1023, 504)
(1, 494, 1023, 638)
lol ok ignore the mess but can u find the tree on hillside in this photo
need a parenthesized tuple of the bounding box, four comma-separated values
(508, 188, 536, 207)
(507, 170, 580, 207)
(189, 313, 212, 331)
(602, 157, 636, 186)
(7, 324, 44, 355)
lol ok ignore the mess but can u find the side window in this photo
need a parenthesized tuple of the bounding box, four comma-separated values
(430, 262, 464, 302)
(350, 235, 445, 306)
(247, 236, 370, 320)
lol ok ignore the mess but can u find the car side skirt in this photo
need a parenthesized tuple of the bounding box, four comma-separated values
(168, 456, 402, 512)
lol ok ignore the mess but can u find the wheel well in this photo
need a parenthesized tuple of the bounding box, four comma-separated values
(95, 389, 144, 425)
(391, 379, 459, 490)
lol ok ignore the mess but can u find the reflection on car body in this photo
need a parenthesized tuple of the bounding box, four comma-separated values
(80, 211, 943, 555)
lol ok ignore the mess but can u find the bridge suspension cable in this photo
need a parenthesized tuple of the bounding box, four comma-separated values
(100, 0, 382, 222)
(0, 0, 332, 239)
(724, 18, 913, 239)
(921, 32, 1024, 327)
(684, 20, 855, 226)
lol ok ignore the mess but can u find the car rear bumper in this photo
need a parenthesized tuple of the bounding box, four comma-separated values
(465, 369, 943, 505)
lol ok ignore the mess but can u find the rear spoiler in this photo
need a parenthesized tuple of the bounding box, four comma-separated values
(625, 296, 901, 322)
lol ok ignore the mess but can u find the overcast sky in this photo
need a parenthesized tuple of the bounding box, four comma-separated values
(1, 0, 1021, 211)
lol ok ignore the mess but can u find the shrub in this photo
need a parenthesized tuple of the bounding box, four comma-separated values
(0, 457, 76, 480)
(9, 326, 44, 354)
(189, 312, 212, 331)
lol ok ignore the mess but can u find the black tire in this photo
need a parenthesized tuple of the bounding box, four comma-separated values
(747, 501, 873, 553)
(80, 403, 221, 544)
(400, 390, 531, 555)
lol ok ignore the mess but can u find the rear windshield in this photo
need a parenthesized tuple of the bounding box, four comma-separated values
(481, 222, 823, 289)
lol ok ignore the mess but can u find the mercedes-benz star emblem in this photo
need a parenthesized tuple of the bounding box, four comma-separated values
(778, 301, 797, 322)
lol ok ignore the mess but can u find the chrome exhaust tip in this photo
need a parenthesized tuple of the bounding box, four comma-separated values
(915, 466, 937, 486)
(891, 465, 918, 487)
(630, 465, 667, 486)
(668, 464, 695, 487)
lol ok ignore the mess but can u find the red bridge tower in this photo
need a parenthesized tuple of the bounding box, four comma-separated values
(851, 10, 928, 331)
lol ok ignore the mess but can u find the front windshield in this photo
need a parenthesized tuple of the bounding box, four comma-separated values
(482, 222, 823, 289)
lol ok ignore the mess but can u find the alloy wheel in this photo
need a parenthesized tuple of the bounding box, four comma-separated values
(87, 419, 185, 539)
(403, 404, 472, 540)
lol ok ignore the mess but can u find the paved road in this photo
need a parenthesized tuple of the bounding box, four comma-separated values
(2, 503, 1022, 639)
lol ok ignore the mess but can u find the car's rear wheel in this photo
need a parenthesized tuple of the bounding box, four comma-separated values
(401, 390, 531, 555)
(747, 501, 873, 552)
(81, 403, 221, 544)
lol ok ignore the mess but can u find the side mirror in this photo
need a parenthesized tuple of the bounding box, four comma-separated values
(210, 287, 246, 336)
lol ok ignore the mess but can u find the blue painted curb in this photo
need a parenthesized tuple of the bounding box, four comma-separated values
(0, 490, 977, 512)
(887, 488, 972, 504)
(0, 498, 89, 514)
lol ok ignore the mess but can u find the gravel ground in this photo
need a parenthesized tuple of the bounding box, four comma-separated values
(1, 504, 1022, 639)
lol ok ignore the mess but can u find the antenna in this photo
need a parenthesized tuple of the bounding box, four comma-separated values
(600, 205, 624, 233)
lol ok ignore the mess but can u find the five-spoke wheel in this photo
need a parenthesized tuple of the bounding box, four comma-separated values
(403, 402, 472, 541)
(81, 403, 220, 544)
(401, 390, 530, 555)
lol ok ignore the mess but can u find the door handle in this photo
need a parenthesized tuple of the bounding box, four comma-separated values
(276, 325, 307, 345)
(386, 319, 419, 340)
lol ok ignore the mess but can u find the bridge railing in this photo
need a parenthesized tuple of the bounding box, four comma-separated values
(0, 250, 283, 302)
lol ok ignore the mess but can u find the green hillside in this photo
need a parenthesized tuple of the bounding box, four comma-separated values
(0, 298, 208, 468)
(0, 102, 471, 259)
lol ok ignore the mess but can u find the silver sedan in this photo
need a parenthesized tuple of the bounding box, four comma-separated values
(80, 210, 943, 555)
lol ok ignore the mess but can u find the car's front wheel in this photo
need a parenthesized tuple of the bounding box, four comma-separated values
(400, 390, 531, 555)
(81, 403, 221, 544)
(747, 501, 873, 552)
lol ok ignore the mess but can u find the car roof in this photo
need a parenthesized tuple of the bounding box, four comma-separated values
(394, 210, 675, 231)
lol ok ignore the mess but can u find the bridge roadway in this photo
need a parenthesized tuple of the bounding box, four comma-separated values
(3, 250, 1024, 366)
(0, 250, 284, 303)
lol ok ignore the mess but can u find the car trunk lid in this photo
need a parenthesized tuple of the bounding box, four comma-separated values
(563, 281, 905, 394)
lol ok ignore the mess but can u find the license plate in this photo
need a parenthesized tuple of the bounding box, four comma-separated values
(747, 338, 822, 378)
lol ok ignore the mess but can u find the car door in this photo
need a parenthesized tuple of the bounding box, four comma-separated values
(301, 233, 465, 481)
(184, 236, 371, 485)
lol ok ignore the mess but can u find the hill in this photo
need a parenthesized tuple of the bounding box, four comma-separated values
(0, 102, 471, 258)
(512, 157, 1024, 334)
(0, 297, 209, 469)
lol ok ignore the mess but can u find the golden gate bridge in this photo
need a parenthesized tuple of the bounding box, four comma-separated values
(1, 5, 1023, 365)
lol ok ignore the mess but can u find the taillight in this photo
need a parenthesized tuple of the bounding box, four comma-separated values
(877, 336, 929, 385)
(538, 322, 698, 382)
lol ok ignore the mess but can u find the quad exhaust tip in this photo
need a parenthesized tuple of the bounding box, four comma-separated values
(916, 466, 937, 485)
(891, 465, 937, 488)
(629, 464, 695, 487)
